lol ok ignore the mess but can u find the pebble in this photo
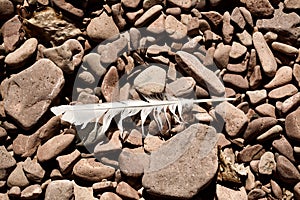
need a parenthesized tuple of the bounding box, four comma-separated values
(134, 5, 163, 27)
(121, 0, 141, 9)
(222, 11, 234, 44)
(165, 15, 187, 40)
(270, 179, 283, 199)
(43, 39, 84, 74)
(12, 133, 40, 157)
(142, 124, 218, 199)
(100, 192, 122, 200)
(133, 65, 166, 96)
(8, 186, 21, 198)
(257, 125, 282, 142)
(264, 66, 293, 89)
(239, 7, 254, 27)
(73, 158, 115, 182)
(147, 14, 165, 34)
(294, 63, 300, 87)
(94, 131, 122, 158)
(166, 77, 196, 97)
(78, 71, 95, 85)
(51, 0, 84, 19)
(0, 146, 16, 179)
(268, 84, 298, 99)
(216, 184, 247, 200)
(1, 59, 65, 130)
(23, 157, 45, 182)
(276, 155, 300, 184)
(82, 53, 106, 77)
(281, 92, 300, 114)
(223, 73, 249, 90)
(4, 38, 38, 69)
(255, 103, 276, 118)
(0, 0, 14, 21)
(21, 184, 42, 199)
(284, 0, 300, 9)
(144, 135, 164, 152)
(271, 41, 299, 56)
(37, 133, 75, 162)
(237, 30, 252, 46)
(244, 0, 274, 17)
(7, 162, 29, 188)
(231, 7, 246, 29)
(246, 89, 267, 105)
(87, 12, 119, 42)
(126, 129, 143, 146)
(237, 144, 263, 163)
(119, 147, 149, 178)
(73, 182, 96, 200)
(285, 108, 300, 142)
(116, 181, 139, 200)
(56, 149, 81, 174)
(253, 31, 277, 77)
(272, 136, 295, 163)
(201, 11, 223, 28)
(92, 181, 116, 193)
(45, 180, 74, 200)
(229, 42, 247, 60)
(1, 15, 22, 52)
(213, 43, 231, 69)
(258, 151, 276, 175)
(215, 101, 248, 137)
(167, 0, 192, 10)
(101, 66, 119, 102)
(248, 188, 266, 200)
(294, 182, 300, 200)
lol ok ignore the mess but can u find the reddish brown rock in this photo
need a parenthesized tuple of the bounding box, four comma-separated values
(45, 180, 74, 200)
(134, 5, 163, 27)
(255, 103, 276, 118)
(223, 73, 249, 90)
(51, 0, 84, 19)
(56, 149, 81, 174)
(276, 155, 300, 185)
(167, 0, 192, 10)
(237, 144, 264, 163)
(0, 146, 16, 179)
(100, 192, 122, 200)
(294, 64, 300, 87)
(286, 108, 300, 142)
(165, 15, 187, 40)
(272, 136, 295, 163)
(21, 184, 42, 199)
(7, 162, 30, 188)
(258, 152, 276, 175)
(1, 15, 22, 52)
(231, 7, 246, 29)
(281, 92, 300, 114)
(216, 184, 247, 200)
(23, 157, 45, 182)
(264, 66, 293, 89)
(222, 12, 234, 44)
(244, 0, 274, 17)
(101, 66, 119, 102)
(201, 11, 223, 28)
(116, 181, 139, 200)
(268, 84, 298, 99)
(0, 0, 14, 21)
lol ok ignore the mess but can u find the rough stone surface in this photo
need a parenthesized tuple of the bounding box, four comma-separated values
(276, 155, 300, 185)
(258, 151, 276, 175)
(23, 157, 45, 182)
(268, 84, 298, 99)
(7, 162, 29, 188)
(116, 181, 139, 200)
(265, 66, 293, 89)
(1, 59, 65, 130)
(286, 108, 300, 142)
(244, 0, 274, 17)
(1, 15, 22, 52)
(237, 144, 264, 163)
(45, 180, 74, 200)
(165, 15, 188, 40)
(216, 184, 247, 200)
(142, 124, 219, 199)
(0, 146, 16, 179)
(21, 184, 42, 199)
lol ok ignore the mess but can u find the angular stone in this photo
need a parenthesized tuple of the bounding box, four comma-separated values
(231, 7, 246, 29)
(244, 0, 274, 17)
(126, 129, 143, 146)
(144, 135, 164, 152)
(23, 157, 45, 182)
(253, 31, 277, 77)
(286, 108, 300, 142)
(87, 12, 119, 42)
(222, 12, 234, 44)
(121, 0, 141, 9)
(272, 136, 295, 162)
(111, 3, 127, 31)
(165, 15, 187, 40)
(0, 146, 16, 179)
(239, 7, 254, 27)
(8, 186, 21, 198)
(1, 15, 22, 52)
(142, 124, 219, 199)
(293, 63, 300, 87)
(281, 92, 300, 114)
(134, 5, 163, 27)
(73, 158, 115, 182)
(82, 53, 106, 78)
(100, 192, 122, 200)
(276, 155, 300, 185)
(246, 89, 267, 105)
(237, 144, 263, 163)
(133, 65, 166, 96)
(257, 125, 282, 142)
(73, 182, 96, 200)
(45, 180, 74, 200)
(265, 66, 293, 89)
(116, 181, 139, 200)
(201, 11, 223, 28)
(237, 30, 252, 46)
(248, 188, 266, 200)
(215, 102, 248, 137)
(21, 184, 42, 199)
(56, 149, 81, 174)
(213, 43, 231, 69)
(7, 162, 30, 188)
(1, 59, 64, 130)
(37, 133, 75, 162)
(176, 51, 225, 96)
(294, 182, 300, 200)
(284, 0, 300, 9)
(229, 42, 247, 60)
(147, 14, 165, 34)
(223, 73, 249, 90)
(268, 84, 298, 99)
(216, 184, 247, 200)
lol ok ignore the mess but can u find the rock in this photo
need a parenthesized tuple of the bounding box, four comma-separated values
(133, 65, 166, 96)
(216, 184, 247, 200)
(286, 108, 300, 142)
(142, 124, 219, 199)
(237, 30, 252, 46)
(231, 7, 246, 29)
(134, 5, 163, 27)
(0, 146, 16, 179)
(73, 182, 96, 200)
(100, 192, 122, 200)
(23, 157, 45, 182)
(284, 0, 300, 10)
(237, 144, 263, 163)
(126, 129, 143, 146)
(0, 0, 14, 21)
(143, 0, 165, 9)
(281, 92, 300, 114)
(7, 162, 30, 188)
(5, 38, 38, 69)
(0, 193, 9, 200)
(45, 180, 74, 200)
(1, 15, 22, 52)
(56, 149, 81, 174)
(78, 71, 96, 85)
(258, 152, 276, 175)
(73, 158, 115, 182)
(167, 0, 192, 10)
(271, 41, 298, 56)
(121, 0, 141, 9)
(12, 133, 40, 157)
(270, 180, 283, 199)
(294, 64, 300, 87)
(51, 0, 83, 19)
(294, 182, 300, 200)
(272, 136, 295, 163)
(43, 39, 84, 74)
(264, 66, 293, 89)
(244, 0, 274, 17)
(8, 186, 21, 198)
(243, 117, 277, 142)
(222, 12, 234, 44)
(87, 12, 119, 42)
(268, 84, 298, 99)
(176, 51, 225, 96)
(223, 73, 249, 90)
(166, 77, 196, 97)
(239, 7, 254, 27)
(276, 155, 300, 185)
(246, 89, 267, 105)
(111, 3, 127, 31)
(256, 3, 300, 46)
(201, 11, 223, 28)
(229, 42, 247, 60)
(119, 148, 150, 178)
(253, 31, 277, 77)
(144, 135, 164, 152)
(21, 184, 42, 199)
(248, 188, 266, 200)
(37, 133, 75, 162)
(0, 127, 7, 142)
(101, 66, 119, 102)
(93, 181, 117, 193)
(257, 125, 282, 142)
(82, 53, 106, 77)
(1, 59, 65, 129)
(116, 181, 139, 200)
(215, 102, 248, 137)
(147, 14, 165, 34)
(214, 43, 231, 69)
(94, 131, 122, 158)
(165, 15, 188, 40)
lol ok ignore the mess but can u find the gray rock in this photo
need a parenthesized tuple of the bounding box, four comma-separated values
(45, 180, 74, 200)
(142, 124, 219, 199)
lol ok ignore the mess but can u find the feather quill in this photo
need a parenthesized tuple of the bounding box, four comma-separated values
(51, 97, 235, 140)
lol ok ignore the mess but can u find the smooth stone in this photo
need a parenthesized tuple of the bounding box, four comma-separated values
(231, 7, 246, 29)
(255, 103, 276, 118)
(45, 180, 74, 200)
(246, 89, 267, 105)
(82, 53, 106, 77)
(166, 77, 196, 97)
(78, 71, 95, 85)
(73, 181, 96, 200)
(92, 181, 117, 193)
(268, 84, 298, 99)
(276, 155, 300, 185)
(143, 0, 165, 9)
(216, 185, 247, 200)
(21, 184, 42, 199)
(237, 144, 263, 163)
(87, 12, 119, 42)
(249, 65, 262, 89)
(7, 162, 29, 188)
(258, 151, 276, 175)
(0, 59, 65, 130)
(165, 15, 187, 40)
(222, 11, 234, 44)
(147, 14, 165, 34)
(253, 31, 277, 77)
(284, 0, 300, 9)
(8, 186, 21, 198)
(223, 73, 249, 90)
(248, 188, 266, 200)
(213, 43, 231, 69)
(281, 92, 300, 114)
(121, 0, 141, 8)
(286, 108, 300, 142)
(133, 65, 166, 96)
(272, 136, 295, 163)
(134, 5, 163, 27)
(272, 41, 298, 56)
(270, 180, 283, 199)
(142, 124, 219, 199)
(294, 182, 300, 200)
(116, 181, 139, 200)
(0, 0, 14, 21)
(126, 129, 143, 146)
(144, 135, 164, 153)
(51, 0, 83, 19)
(239, 7, 254, 27)
(167, 0, 192, 10)
(100, 192, 122, 200)
(257, 125, 282, 142)
(101, 66, 119, 102)
(294, 63, 300, 87)
(12, 133, 40, 157)
(264, 66, 293, 89)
